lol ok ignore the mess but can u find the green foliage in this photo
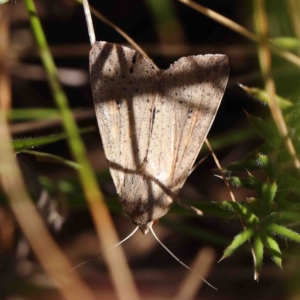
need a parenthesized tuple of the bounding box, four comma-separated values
(222, 227, 255, 259)
(240, 84, 294, 109)
(21, 150, 81, 170)
(265, 234, 282, 268)
(13, 133, 70, 152)
(4, 126, 93, 171)
(4, 0, 300, 292)
(270, 37, 300, 51)
(253, 234, 264, 279)
(220, 109, 300, 279)
(13, 126, 94, 152)
(8, 108, 60, 120)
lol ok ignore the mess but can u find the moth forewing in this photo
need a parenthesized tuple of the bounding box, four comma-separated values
(146, 54, 229, 197)
(90, 41, 229, 233)
(90, 41, 157, 192)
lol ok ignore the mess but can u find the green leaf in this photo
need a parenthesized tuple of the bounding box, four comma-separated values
(270, 37, 300, 51)
(227, 175, 261, 192)
(267, 224, 300, 243)
(260, 181, 277, 215)
(245, 112, 281, 148)
(259, 209, 300, 225)
(20, 150, 81, 170)
(240, 84, 294, 109)
(207, 127, 257, 152)
(227, 176, 243, 188)
(255, 153, 276, 179)
(244, 199, 261, 217)
(247, 172, 263, 191)
(259, 213, 281, 228)
(225, 159, 259, 172)
(222, 227, 255, 259)
(274, 189, 290, 206)
(219, 201, 236, 214)
(13, 127, 94, 151)
(277, 211, 300, 223)
(277, 173, 300, 195)
(266, 234, 282, 268)
(253, 234, 264, 280)
(13, 134, 67, 151)
(220, 201, 259, 224)
(255, 152, 269, 168)
(259, 211, 300, 228)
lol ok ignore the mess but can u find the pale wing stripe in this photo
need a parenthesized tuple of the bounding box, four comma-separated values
(90, 42, 156, 191)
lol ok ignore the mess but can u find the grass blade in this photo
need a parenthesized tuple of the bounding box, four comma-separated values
(24, 0, 139, 298)
(20, 150, 81, 170)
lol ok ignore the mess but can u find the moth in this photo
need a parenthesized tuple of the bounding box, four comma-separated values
(89, 41, 229, 234)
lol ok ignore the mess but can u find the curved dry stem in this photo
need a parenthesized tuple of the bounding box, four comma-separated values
(178, 0, 300, 68)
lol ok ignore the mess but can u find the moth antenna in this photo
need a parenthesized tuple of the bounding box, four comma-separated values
(149, 226, 191, 271)
(69, 226, 139, 272)
(149, 226, 217, 290)
(82, 0, 96, 45)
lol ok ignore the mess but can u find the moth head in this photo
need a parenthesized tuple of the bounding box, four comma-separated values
(132, 219, 159, 235)
(134, 221, 153, 235)
(120, 195, 172, 234)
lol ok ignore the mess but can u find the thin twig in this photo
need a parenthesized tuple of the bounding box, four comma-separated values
(205, 139, 236, 202)
(82, 0, 95, 45)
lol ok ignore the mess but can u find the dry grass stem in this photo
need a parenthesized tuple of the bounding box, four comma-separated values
(174, 247, 216, 300)
(10, 108, 95, 134)
(0, 6, 96, 300)
(24, 0, 141, 298)
(254, 0, 300, 174)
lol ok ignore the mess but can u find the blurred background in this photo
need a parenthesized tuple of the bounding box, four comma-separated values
(1, 0, 300, 299)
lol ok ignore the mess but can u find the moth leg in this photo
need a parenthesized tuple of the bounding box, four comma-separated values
(175, 197, 203, 216)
